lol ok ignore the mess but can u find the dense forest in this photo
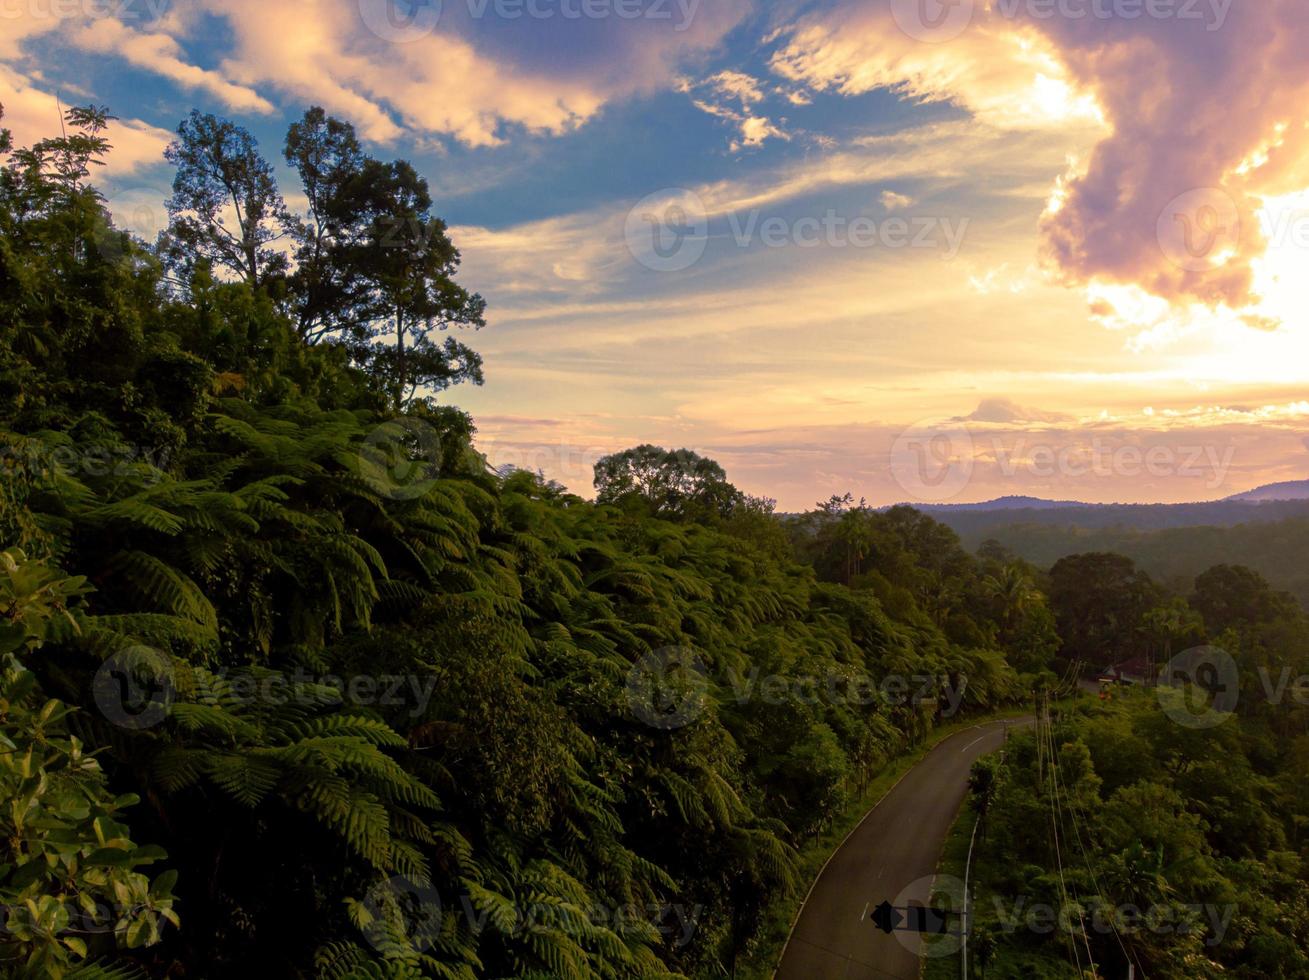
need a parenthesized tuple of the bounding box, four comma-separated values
(929, 545, 1309, 979)
(0, 103, 1043, 978)
(952, 688, 1309, 977)
(1, 103, 1305, 978)
(951, 517, 1309, 610)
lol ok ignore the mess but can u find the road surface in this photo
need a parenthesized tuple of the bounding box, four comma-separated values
(775, 718, 1030, 980)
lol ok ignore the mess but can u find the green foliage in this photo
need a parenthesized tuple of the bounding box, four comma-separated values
(0, 549, 176, 978)
(0, 102, 1034, 978)
(592, 444, 764, 522)
(1048, 552, 1160, 667)
(954, 513, 1309, 611)
(966, 694, 1309, 979)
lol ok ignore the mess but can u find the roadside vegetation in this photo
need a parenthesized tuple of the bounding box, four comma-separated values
(935, 559, 1309, 979)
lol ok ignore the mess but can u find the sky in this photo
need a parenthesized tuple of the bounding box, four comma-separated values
(4, 0, 1309, 509)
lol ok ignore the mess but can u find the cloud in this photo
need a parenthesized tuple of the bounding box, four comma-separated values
(211, 0, 752, 146)
(2, 0, 752, 147)
(454, 114, 1077, 322)
(768, 0, 1309, 317)
(0, 1, 268, 114)
(732, 115, 788, 151)
(1029, 2, 1309, 310)
(0, 65, 171, 174)
(962, 398, 1070, 424)
(67, 17, 275, 114)
(704, 70, 766, 107)
(879, 189, 914, 210)
(769, 3, 1102, 132)
(683, 69, 791, 151)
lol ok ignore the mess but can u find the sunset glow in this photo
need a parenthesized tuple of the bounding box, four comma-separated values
(4, 0, 1308, 508)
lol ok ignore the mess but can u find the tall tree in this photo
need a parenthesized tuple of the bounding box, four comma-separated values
(347, 158, 485, 410)
(163, 111, 289, 288)
(593, 444, 746, 519)
(282, 107, 373, 343)
(983, 563, 1039, 635)
(6, 104, 113, 203)
(1190, 563, 1301, 636)
(1049, 552, 1158, 666)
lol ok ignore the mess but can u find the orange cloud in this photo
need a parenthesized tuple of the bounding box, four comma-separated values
(68, 17, 274, 114)
(0, 66, 171, 173)
(770, 1, 1309, 316)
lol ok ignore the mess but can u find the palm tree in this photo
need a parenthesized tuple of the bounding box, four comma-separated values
(983, 563, 1039, 635)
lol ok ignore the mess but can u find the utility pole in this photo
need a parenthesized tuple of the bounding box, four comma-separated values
(962, 816, 980, 980)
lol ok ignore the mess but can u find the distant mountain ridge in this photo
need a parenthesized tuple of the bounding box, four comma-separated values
(893, 480, 1309, 543)
(896, 479, 1309, 513)
(910, 495, 1091, 512)
(1224, 479, 1309, 502)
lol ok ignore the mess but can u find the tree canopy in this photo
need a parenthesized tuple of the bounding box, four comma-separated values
(0, 102, 1032, 978)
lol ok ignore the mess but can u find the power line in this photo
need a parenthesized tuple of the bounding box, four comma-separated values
(1047, 707, 1149, 980)
(1037, 698, 1084, 975)
(1042, 698, 1096, 973)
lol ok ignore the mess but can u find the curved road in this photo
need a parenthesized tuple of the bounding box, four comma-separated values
(775, 718, 1031, 980)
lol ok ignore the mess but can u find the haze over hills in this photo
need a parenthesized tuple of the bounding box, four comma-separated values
(902, 479, 1309, 609)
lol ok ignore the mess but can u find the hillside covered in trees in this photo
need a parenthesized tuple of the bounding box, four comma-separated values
(0, 103, 1046, 978)
(3, 103, 1306, 979)
(951, 517, 1309, 611)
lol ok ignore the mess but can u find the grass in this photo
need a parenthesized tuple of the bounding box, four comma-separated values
(924, 794, 978, 980)
(734, 704, 1038, 980)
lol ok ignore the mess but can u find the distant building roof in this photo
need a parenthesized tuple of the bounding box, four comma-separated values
(1097, 660, 1147, 683)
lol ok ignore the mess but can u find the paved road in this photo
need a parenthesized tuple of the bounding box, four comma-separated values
(775, 718, 1031, 980)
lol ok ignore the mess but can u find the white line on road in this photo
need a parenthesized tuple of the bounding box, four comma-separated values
(861, 902, 869, 921)
(961, 735, 986, 753)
